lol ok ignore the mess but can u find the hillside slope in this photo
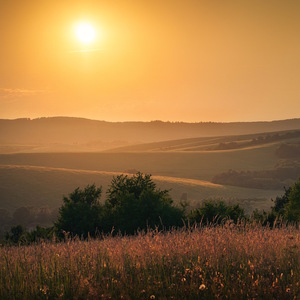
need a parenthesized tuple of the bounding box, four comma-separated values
(108, 129, 300, 152)
(1, 117, 300, 153)
(0, 165, 280, 216)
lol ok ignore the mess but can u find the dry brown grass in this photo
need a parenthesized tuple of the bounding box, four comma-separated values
(0, 222, 299, 299)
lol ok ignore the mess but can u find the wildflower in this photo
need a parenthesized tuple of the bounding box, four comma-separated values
(286, 287, 291, 293)
(150, 295, 156, 299)
(199, 284, 206, 290)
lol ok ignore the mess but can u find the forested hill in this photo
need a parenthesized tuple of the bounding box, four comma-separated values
(1, 117, 300, 152)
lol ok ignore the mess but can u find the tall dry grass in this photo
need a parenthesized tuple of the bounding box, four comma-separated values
(0, 222, 299, 299)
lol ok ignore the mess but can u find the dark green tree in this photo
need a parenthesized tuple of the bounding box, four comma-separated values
(284, 178, 300, 222)
(104, 173, 184, 234)
(189, 200, 245, 224)
(273, 186, 291, 216)
(252, 178, 300, 225)
(27, 226, 55, 243)
(5, 225, 26, 244)
(55, 184, 103, 238)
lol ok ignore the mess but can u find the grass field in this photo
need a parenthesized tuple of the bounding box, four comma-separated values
(0, 131, 297, 217)
(108, 130, 300, 153)
(0, 224, 299, 299)
(0, 164, 279, 215)
(0, 144, 278, 181)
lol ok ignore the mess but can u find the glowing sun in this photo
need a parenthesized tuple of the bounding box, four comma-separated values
(75, 22, 96, 44)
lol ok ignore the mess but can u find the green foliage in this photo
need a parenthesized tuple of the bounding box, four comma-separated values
(55, 184, 103, 238)
(106, 173, 157, 208)
(284, 178, 300, 222)
(273, 186, 291, 215)
(251, 209, 278, 227)
(252, 178, 300, 224)
(26, 226, 55, 243)
(104, 173, 184, 234)
(54, 174, 184, 237)
(5, 225, 55, 245)
(189, 200, 245, 224)
(5, 225, 26, 244)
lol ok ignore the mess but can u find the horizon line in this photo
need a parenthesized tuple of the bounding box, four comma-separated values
(1, 116, 300, 124)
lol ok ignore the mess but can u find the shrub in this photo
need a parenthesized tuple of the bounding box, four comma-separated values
(284, 178, 300, 222)
(189, 200, 245, 224)
(55, 184, 103, 238)
(103, 173, 184, 234)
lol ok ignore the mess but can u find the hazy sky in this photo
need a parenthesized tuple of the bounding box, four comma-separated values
(1, 0, 300, 122)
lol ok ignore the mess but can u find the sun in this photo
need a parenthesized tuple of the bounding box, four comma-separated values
(75, 22, 96, 44)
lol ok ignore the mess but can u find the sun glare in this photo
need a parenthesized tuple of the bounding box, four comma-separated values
(75, 22, 96, 44)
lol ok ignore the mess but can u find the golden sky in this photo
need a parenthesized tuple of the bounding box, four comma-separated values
(1, 0, 300, 122)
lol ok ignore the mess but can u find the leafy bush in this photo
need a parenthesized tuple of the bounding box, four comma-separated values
(55, 184, 103, 238)
(284, 178, 300, 222)
(5, 225, 26, 244)
(189, 200, 245, 224)
(103, 173, 184, 234)
(252, 177, 300, 224)
(54, 173, 184, 237)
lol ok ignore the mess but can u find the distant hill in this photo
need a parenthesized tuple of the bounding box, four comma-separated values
(108, 129, 300, 152)
(1, 117, 300, 153)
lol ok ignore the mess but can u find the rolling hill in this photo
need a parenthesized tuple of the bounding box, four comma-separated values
(0, 164, 278, 216)
(1, 117, 300, 153)
(1, 119, 300, 227)
(107, 129, 300, 152)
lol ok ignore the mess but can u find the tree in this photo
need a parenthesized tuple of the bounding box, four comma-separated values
(189, 200, 245, 224)
(284, 178, 300, 222)
(5, 225, 26, 244)
(55, 184, 103, 238)
(256, 178, 300, 224)
(104, 173, 184, 234)
(273, 186, 291, 216)
(27, 226, 55, 243)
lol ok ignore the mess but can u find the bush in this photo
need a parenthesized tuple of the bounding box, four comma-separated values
(284, 178, 300, 222)
(5, 225, 26, 244)
(253, 178, 300, 224)
(55, 184, 103, 238)
(189, 200, 245, 224)
(103, 173, 184, 234)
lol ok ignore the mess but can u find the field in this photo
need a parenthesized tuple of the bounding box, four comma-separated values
(1, 129, 299, 223)
(0, 163, 279, 215)
(108, 130, 300, 153)
(1, 224, 299, 299)
(0, 125, 299, 299)
(0, 143, 279, 180)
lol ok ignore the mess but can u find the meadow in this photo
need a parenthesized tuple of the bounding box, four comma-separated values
(0, 144, 279, 181)
(0, 129, 299, 228)
(0, 223, 299, 299)
(0, 164, 278, 215)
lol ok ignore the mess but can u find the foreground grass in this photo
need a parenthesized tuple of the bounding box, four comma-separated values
(0, 223, 299, 299)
